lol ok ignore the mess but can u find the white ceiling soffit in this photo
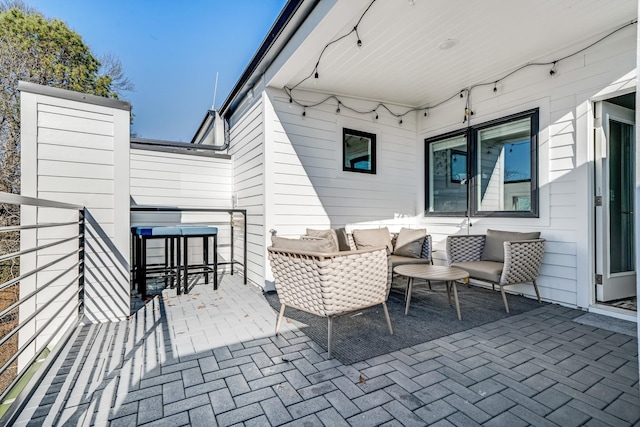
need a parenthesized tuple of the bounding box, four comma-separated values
(271, 0, 637, 108)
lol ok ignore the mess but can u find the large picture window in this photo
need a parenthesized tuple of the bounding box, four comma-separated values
(425, 109, 538, 217)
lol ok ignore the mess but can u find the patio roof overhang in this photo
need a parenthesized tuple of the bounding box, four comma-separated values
(230, 0, 638, 117)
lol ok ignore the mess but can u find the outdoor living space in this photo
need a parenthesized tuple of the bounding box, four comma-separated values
(12, 276, 640, 426)
(3, 0, 640, 425)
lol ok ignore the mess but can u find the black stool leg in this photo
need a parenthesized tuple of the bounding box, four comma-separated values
(169, 237, 175, 288)
(203, 236, 209, 285)
(140, 236, 147, 299)
(183, 236, 189, 294)
(214, 234, 218, 290)
(176, 237, 182, 295)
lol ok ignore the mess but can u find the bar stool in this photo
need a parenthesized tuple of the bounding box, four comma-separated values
(179, 226, 218, 293)
(131, 226, 182, 299)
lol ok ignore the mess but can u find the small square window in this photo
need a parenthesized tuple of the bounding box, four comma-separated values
(343, 128, 376, 174)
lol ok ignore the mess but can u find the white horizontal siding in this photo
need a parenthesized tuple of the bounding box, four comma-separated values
(229, 99, 265, 287)
(20, 90, 130, 376)
(419, 31, 636, 308)
(130, 149, 235, 268)
(130, 149, 232, 208)
(266, 88, 419, 239)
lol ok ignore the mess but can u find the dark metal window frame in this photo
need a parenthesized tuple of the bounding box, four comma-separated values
(425, 108, 539, 218)
(343, 128, 377, 174)
(424, 129, 468, 217)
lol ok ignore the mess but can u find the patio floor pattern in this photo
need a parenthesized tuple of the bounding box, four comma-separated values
(12, 275, 640, 426)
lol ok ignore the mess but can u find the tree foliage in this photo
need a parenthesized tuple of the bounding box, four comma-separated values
(0, 0, 132, 268)
(0, 1, 133, 195)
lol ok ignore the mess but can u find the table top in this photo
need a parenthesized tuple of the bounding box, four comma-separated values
(393, 264, 469, 281)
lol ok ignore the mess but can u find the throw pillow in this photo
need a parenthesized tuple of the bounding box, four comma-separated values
(306, 228, 340, 252)
(352, 227, 393, 252)
(393, 228, 426, 258)
(334, 227, 352, 251)
(481, 229, 541, 262)
(271, 236, 335, 252)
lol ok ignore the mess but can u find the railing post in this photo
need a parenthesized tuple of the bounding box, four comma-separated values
(78, 209, 85, 317)
(230, 212, 235, 276)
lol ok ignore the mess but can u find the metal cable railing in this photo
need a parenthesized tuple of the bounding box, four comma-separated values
(0, 192, 84, 408)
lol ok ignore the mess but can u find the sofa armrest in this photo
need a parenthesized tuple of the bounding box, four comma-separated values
(500, 239, 545, 285)
(268, 246, 391, 316)
(421, 235, 433, 261)
(446, 235, 486, 265)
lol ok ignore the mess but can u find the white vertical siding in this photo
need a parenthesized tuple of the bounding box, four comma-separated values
(419, 31, 636, 308)
(229, 98, 265, 287)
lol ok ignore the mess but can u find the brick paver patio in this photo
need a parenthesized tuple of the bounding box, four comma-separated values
(13, 275, 640, 426)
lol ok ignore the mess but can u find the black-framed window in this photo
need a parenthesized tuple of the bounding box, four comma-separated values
(425, 109, 538, 217)
(343, 128, 376, 174)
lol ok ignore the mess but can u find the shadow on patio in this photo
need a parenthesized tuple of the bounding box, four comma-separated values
(13, 276, 640, 426)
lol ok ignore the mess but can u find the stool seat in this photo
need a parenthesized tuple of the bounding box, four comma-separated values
(152, 226, 182, 236)
(179, 226, 218, 236)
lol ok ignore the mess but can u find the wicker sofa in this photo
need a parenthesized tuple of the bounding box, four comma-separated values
(346, 231, 432, 268)
(267, 239, 393, 358)
(446, 230, 545, 313)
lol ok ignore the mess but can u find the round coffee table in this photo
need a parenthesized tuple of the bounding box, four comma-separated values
(393, 264, 469, 320)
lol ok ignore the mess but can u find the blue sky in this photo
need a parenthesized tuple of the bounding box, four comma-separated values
(26, 0, 288, 141)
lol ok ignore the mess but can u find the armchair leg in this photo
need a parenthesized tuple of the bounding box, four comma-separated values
(327, 317, 333, 359)
(275, 304, 286, 335)
(500, 285, 510, 313)
(533, 279, 541, 303)
(382, 302, 393, 335)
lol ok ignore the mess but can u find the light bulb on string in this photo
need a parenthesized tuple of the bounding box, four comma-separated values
(336, 102, 341, 114)
(399, 117, 403, 125)
(289, 97, 293, 109)
(354, 25, 362, 50)
(314, 71, 319, 84)
(493, 83, 498, 93)
(549, 61, 557, 76)
(302, 108, 306, 117)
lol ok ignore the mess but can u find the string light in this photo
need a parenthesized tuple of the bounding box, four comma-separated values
(314, 71, 319, 83)
(282, 1, 636, 126)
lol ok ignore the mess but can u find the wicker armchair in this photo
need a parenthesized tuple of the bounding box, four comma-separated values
(267, 246, 393, 358)
(446, 233, 545, 313)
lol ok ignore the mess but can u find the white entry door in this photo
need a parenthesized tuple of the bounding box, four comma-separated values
(595, 101, 636, 302)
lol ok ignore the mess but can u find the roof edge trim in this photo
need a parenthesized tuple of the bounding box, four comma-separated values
(18, 81, 132, 111)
